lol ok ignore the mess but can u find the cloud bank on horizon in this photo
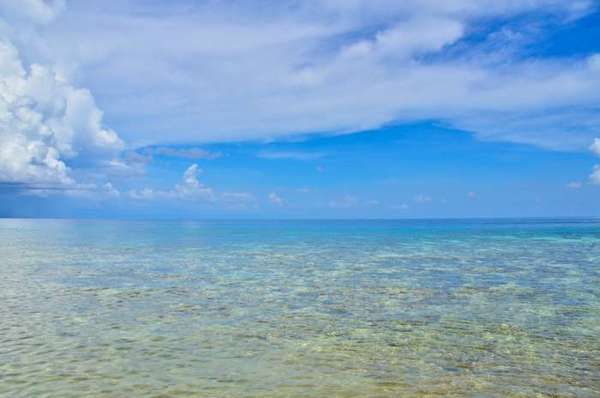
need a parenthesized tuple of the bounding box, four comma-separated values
(1, 0, 600, 213)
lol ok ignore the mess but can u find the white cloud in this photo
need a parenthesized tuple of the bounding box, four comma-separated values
(566, 181, 583, 189)
(129, 164, 256, 205)
(20, 179, 122, 200)
(101, 158, 146, 178)
(102, 182, 120, 198)
(4, 0, 596, 151)
(140, 146, 222, 160)
(174, 164, 215, 200)
(257, 151, 325, 160)
(0, 0, 65, 25)
(268, 192, 285, 206)
(341, 17, 463, 60)
(129, 164, 214, 201)
(0, 9, 124, 191)
(590, 138, 600, 156)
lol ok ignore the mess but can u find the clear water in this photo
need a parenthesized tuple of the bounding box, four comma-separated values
(1, 219, 599, 397)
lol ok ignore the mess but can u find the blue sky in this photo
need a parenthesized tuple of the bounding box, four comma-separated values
(1, 0, 600, 218)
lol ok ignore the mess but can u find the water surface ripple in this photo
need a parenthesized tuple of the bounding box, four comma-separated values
(1, 219, 599, 397)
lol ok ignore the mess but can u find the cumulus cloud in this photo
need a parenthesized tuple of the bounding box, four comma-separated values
(175, 164, 215, 200)
(129, 164, 214, 201)
(128, 164, 255, 206)
(0, 2, 124, 192)
(12, 0, 596, 151)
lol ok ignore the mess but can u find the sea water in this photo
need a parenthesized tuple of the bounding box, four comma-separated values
(1, 219, 599, 397)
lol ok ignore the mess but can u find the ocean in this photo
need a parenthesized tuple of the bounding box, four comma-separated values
(1, 219, 599, 397)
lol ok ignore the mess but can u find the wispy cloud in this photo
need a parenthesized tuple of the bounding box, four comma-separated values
(5, 0, 596, 150)
(140, 146, 222, 160)
(268, 192, 285, 206)
(257, 151, 326, 161)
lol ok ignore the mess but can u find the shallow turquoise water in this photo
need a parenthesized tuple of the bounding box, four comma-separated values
(1, 219, 599, 397)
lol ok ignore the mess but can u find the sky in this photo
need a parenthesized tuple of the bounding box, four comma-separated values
(1, 0, 600, 219)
